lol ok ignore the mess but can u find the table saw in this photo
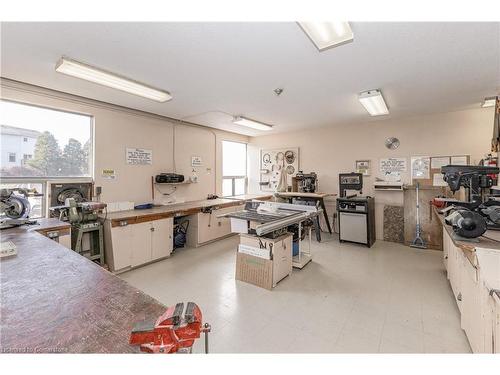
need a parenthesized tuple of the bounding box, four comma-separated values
(219, 200, 321, 269)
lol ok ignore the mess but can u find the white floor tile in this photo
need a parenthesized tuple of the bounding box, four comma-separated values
(119, 233, 470, 353)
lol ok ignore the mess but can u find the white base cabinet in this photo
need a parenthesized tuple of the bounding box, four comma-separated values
(442, 229, 500, 353)
(104, 217, 173, 273)
(186, 205, 240, 247)
(494, 294, 500, 353)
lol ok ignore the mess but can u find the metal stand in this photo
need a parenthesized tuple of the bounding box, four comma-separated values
(292, 221, 313, 269)
(72, 222, 105, 265)
(204, 323, 211, 354)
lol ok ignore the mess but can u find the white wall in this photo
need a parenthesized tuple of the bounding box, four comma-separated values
(248, 107, 495, 238)
(1, 79, 249, 205)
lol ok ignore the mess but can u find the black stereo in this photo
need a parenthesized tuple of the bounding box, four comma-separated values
(155, 173, 185, 183)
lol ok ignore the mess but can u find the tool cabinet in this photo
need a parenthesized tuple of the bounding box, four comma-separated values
(236, 233, 293, 289)
(442, 226, 500, 353)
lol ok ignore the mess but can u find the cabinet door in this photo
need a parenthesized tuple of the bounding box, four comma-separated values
(213, 206, 237, 239)
(442, 231, 450, 272)
(130, 221, 152, 267)
(272, 235, 293, 286)
(110, 224, 133, 270)
(448, 244, 462, 310)
(151, 218, 173, 260)
(460, 258, 483, 352)
(495, 295, 500, 354)
(197, 212, 215, 244)
(58, 234, 72, 249)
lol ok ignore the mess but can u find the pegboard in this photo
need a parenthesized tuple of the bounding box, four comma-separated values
(259, 148, 299, 191)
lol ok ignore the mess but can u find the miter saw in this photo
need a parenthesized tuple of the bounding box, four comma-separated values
(0, 188, 40, 229)
(441, 165, 500, 239)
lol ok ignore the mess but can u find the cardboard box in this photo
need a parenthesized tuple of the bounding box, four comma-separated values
(235, 233, 293, 290)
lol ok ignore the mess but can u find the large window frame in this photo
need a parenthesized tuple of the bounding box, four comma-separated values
(222, 140, 247, 197)
(1, 99, 95, 218)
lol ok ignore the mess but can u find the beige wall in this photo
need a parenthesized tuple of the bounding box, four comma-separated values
(248, 107, 495, 238)
(1, 79, 249, 205)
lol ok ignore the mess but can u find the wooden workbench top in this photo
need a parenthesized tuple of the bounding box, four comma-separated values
(0, 223, 165, 353)
(224, 194, 273, 201)
(275, 192, 335, 199)
(102, 196, 274, 223)
(2, 217, 71, 234)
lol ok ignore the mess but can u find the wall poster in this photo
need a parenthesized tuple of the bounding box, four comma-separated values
(411, 156, 431, 179)
(379, 158, 407, 173)
(356, 160, 371, 176)
(126, 148, 152, 165)
(191, 156, 203, 167)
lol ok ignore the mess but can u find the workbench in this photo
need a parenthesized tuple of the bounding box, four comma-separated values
(275, 192, 335, 239)
(0, 220, 165, 353)
(433, 206, 500, 353)
(102, 195, 273, 273)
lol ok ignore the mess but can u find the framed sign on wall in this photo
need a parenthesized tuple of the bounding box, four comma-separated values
(355, 160, 371, 176)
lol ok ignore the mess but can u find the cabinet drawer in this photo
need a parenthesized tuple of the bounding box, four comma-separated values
(272, 235, 292, 285)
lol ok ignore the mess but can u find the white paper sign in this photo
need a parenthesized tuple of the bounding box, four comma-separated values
(411, 156, 430, 179)
(431, 157, 450, 169)
(126, 148, 152, 165)
(191, 156, 203, 167)
(433, 173, 447, 186)
(101, 169, 116, 180)
(451, 156, 468, 165)
(380, 158, 407, 173)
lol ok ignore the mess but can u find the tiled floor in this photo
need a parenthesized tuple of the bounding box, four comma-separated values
(120, 234, 471, 353)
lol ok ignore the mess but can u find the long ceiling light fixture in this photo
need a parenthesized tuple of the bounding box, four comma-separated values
(55, 57, 172, 102)
(358, 89, 389, 116)
(233, 116, 273, 131)
(482, 96, 497, 108)
(298, 22, 354, 51)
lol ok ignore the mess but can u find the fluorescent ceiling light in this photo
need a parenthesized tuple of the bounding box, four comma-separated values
(55, 57, 172, 102)
(358, 89, 389, 116)
(482, 97, 497, 108)
(298, 22, 353, 51)
(233, 116, 273, 131)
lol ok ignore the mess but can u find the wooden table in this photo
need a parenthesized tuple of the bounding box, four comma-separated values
(1, 221, 166, 353)
(275, 192, 336, 240)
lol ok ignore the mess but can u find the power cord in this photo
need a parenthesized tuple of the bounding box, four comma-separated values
(155, 185, 177, 196)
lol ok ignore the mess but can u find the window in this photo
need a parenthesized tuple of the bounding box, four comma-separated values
(222, 140, 247, 196)
(1, 100, 93, 219)
(1, 100, 93, 178)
